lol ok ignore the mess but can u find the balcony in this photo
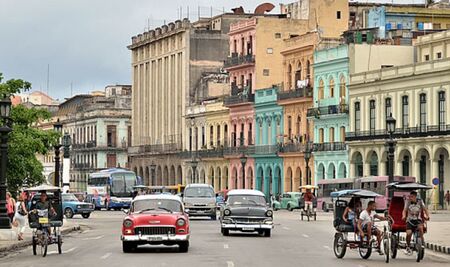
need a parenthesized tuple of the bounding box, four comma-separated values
(346, 124, 450, 142)
(128, 143, 182, 155)
(179, 149, 225, 159)
(278, 86, 313, 101)
(314, 142, 347, 152)
(72, 141, 97, 150)
(224, 145, 255, 156)
(224, 93, 255, 107)
(73, 163, 93, 170)
(254, 145, 279, 155)
(279, 143, 306, 153)
(307, 104, 349, 118)
(224, 54, 255, 69)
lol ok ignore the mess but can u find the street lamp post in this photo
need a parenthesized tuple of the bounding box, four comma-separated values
(0, 97, 12, 229)
(190, 160, 198, 184)
(240, 155, 247, 189)
(304, 141, 312, 185)
(62, 133, 72, 192)
(53, 119, 63, 187)
(150, 162, 156, 186)
(386, 114, 397, 199)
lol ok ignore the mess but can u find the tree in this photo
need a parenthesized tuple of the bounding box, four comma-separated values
(0, 73, 59, 193)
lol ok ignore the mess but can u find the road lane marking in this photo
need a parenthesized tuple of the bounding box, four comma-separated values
(100, 252, 112, 260)
(227, 261, 234, 267)
(323, 245, 331, 250)
(65, 247, 78, 253)
(302, 234, 310, 238)
(47, 246, 77, 255)
(282, 227, 290, 230)
(224, 244, 229, 249)
(83, 235, 104, 240)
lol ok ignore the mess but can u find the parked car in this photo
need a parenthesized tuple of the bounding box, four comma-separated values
(183, 184, 216, 220)
(121, 194, 190, 253)
(273, 192, 301, 211)
(220, 189, 273, 237)
(62, 193, 95, 219)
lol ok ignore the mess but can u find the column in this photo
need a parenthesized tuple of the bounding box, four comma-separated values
(271, 116, 277, 146)
(263, 119, 268, 145)
(363, 162, 371, 176)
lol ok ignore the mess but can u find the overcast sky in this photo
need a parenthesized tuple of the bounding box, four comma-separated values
(0, 0, 293, 101)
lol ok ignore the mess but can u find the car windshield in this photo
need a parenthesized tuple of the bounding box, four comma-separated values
(132, 199, 182, 213)
(184, 187, 214, 198)
(228, 195, 267, 206)
(62, 194, 79, 202)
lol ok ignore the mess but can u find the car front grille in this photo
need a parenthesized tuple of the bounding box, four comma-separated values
(79, 204, 91, 209)
(134, 226, 176, 235)
(232, 217, 266, 224)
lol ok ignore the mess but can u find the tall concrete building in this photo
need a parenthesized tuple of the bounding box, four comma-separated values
(128, 14, 253, 186)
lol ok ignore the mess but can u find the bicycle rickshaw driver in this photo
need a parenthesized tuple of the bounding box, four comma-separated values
(33, 191, 57, 235)
(303, 188, 315, 212)
(357, 200, 388, 255)
(402, 191, 429, 255)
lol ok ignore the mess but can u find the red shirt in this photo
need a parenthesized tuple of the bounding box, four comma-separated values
(304, 192, 314, 202)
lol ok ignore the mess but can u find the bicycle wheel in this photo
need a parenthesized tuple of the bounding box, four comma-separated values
(359, 239, 373, 259)
(383, 233, 390, 263)
(390, 235, 398, 259)
(32, 236, 37, 256)
(41, 231, 48, 257)
(416, 237, 424, 262)
(333, 233, 347, 259)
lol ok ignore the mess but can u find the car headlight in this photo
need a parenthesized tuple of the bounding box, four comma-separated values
(77, 205, 81, 209)
(123, 219, 133, 228)
(266, 210, 273, 217)
(110, 197, 118, 202)
(224, 209, 231, 216)
(177, 218, 186, 227)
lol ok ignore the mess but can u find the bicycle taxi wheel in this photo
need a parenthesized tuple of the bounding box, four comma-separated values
(383, 226, 390, 263)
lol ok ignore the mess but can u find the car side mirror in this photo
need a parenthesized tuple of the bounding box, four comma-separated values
(123, 209, 129, 214)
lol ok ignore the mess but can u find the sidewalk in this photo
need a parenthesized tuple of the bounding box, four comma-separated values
(421, 210, 450, 254)
(0, 219, 81, 253)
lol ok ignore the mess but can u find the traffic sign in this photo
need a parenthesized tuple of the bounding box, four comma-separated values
(432, 177, 439, 186)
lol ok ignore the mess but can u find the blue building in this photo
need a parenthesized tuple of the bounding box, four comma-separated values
(253, 86, 283, 198)
(308, 45, 349, 182)
(368, 6, 415, 39)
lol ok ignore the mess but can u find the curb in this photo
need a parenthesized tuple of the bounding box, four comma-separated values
(398, 236, 450, 255)
(0, 225, 81, 254)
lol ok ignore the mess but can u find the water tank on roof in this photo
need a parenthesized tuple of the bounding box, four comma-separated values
(386, 23, 392, 31)
(418, 22, 424, 31)
(397, 23, 403, 30)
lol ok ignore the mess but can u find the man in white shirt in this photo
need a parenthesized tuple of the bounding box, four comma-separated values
(357, 200, 387, 255)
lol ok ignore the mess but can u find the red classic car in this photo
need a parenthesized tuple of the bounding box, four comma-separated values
(121, 194, 190, 253)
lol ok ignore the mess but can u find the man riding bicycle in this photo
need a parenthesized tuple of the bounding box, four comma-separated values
(34, 191, 57, 235)
(357, 200, 387, 255)
(402, 191, 429, 255)
(303, 189, 315, 213)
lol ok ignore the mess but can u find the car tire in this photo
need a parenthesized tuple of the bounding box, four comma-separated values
(122, 241, 135, 253)
(82, 213, 91, 219)
(322, 203, 328, 213)
(221, 228, 229, 236)
(106, 201, 111, 211)
(64, 208, 74, 219)
(211, 214, 217, 221)
(287, 204, 293, 212)
(264, 229, 271, 237)
(179, 241, 189, 253)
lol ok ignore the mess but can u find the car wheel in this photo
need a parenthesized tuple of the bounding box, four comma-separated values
(122, 242, 136, 253)
(64, 208, 74, 219)
(179, 241, 189, 253)
(322, 203, 328, 213)
(211, 214, 217, 220)
(264, 229, 271, 237)
(287, 204, 293, 212)
(82, 213, 91, 219)
(221, 228, 229, 236)
(106, 201, 111, 211)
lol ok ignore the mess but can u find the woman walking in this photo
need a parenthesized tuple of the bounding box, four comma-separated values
(13, 193, 28, 241)
(6, 192, 16, 226)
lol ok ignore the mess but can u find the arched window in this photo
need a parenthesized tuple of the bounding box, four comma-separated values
(306, 60, 311, 79)
(319, 128, 324, 143)
(287, 64, 292, 90)
(329, 78, 335, 98)
(318, 79, 324, 100)
(329, 127, 335, 143)
(340, 126, 346, 142)
(339, 75, 346, 98)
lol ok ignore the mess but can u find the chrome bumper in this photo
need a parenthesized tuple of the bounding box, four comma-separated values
(221, 223, 273, 230)
(121, 234, 189, 242)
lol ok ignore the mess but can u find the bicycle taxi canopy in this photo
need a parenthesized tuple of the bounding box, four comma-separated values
(24, 184, 64, 228)
(386, 182, 433, 191)
(331, 189, 382, 199)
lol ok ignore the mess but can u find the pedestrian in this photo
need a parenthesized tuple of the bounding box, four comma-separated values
(13, 193, 28, 241)
(6, 192, 16, 226)
(445, 190, 450, 210)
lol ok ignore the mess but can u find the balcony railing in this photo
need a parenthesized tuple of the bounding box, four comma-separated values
(224, 93, 255, 106)
(307, 104, 349, 117)
(313, 142, 347, 152)
(179, 149, 225, 159)
(73, 163, 93, 170)
(72, 141, 97, 150)
(277, 86, 313, 101)
(346, 124, 450, 142)
(254, 145, 279, 155)
(224, 54, 255, 68)
(224, 145, 255, 156)
(279, 143, 306, 153)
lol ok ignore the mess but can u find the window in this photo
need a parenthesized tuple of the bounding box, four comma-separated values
(439, 91, 446, 130)
(248, 123, 253, 145)
(287, 64, 292, 90)
(263, 69, 270, 76)
(329, 79, 335, 98)
(201, 126, 205, 147)
(233, 124, 237, 147)
(189, 128, 192, 151)
(437, 52, 442, 59)
(337, 11, 341, 19)
(318, 79, 324, 100)
(296, 116, 301, 137)
(217, 125, 221, 146)
(319, 128, 324, 143)
(369, 100, 376, 135)
(259, 122, 263, 145)
(210, 126, 214, 147)
(288, 116, 292, 139)
(127, 126, 132, 147)
(402, 96, 409, 129)
(107, 125, 117, 147)
(355, 102, 361, 133)
(340, 126, 345, 142)
(339, 75, 346, 98)
(275, 33, 281, 39)
(402, 156, 410, 176)
(420, 93, 427, 132)
(224, 125, 228, 147)
(424, 55, 430, 61)
(329, 127, 335, 143)
(433, 23, 441, 30)
(107, 154, 117, 168)
(240, 123, 245, 146)
(385, 97, 392, 121)
(266, 48, 273, 54)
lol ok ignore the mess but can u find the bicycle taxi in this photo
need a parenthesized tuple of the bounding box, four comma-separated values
(298, 185, 318, 221)
(25, 185, 64, 257)
(385, 182, 433, 263)
(332, 189, 387, 260)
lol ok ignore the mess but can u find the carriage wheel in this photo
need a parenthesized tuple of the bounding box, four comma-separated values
(333, 233, 347, 259)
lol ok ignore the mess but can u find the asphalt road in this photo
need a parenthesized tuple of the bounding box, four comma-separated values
(1, 210, 449, 267)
